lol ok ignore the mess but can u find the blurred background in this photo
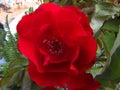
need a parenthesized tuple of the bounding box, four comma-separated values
(0, 0, 43, 23)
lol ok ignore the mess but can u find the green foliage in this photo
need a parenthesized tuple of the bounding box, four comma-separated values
(90, 0, 120, 89)
(0, 63, 8, 77)
(90, 2, 118, 38)
(103, 31, 115, 55)
(1, 67, 24, 90)
(102, 19, 120, 32)
(0, 29, 6, 47)
(95, 27, 120, 88)
(0, 16, 29, 90)
(0, 28, 6, 58)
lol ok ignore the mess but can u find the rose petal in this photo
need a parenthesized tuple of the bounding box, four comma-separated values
(73, 36, 97, 72)
(64, 6, 93, 35)
(28, 62, 69, 87)
(68, 72, 100, 90)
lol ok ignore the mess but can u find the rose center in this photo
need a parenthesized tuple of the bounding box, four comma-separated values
(42, 37, 64, 56)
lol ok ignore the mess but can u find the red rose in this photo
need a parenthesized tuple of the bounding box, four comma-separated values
(17, 3, 98, 89)
(68, 72, 100, 90)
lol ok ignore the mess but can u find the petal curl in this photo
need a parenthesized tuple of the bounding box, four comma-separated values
(28, 62, 69, 87)
(73, 36, 97, 72)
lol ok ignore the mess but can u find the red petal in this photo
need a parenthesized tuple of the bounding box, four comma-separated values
(68, 72, 100, 90)
(18, 36, 45, 73)
(64, 6, 93, 35)
(17, 3, 57, 40)
(28, 62, 69, 87)
(73, 37, 97, 72)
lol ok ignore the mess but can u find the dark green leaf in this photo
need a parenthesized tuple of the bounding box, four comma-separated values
(110, 26, 120, 56)
(102, 19, 120, 32)
(95, 27, 120, 87)
(103, 31, 115, 55)
(95, 46, 120, 85)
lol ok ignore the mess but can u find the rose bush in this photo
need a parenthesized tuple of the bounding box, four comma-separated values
(17, 3, 100, 90)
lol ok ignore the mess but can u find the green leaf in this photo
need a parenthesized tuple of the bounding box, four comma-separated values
(60, 0, 68, 6)
(6, 71, 21, 87)
(21, 71, 32, 90)
(108, 46, 120, 79)
(95, 76, 116, 88)
(1, 67, 24, 90)
(103, 46, 120, 80)
(95, 46, 120, 86)
(91, 15, 108, 38)
(72, 0, 78, 6)
(9, 58, 28, 68)
(110, 26, 120, 56)
(103, 31, 115, 56)
(102, 19, 120, 32)
(88, 64, 103, 77)
(95, 27, 120, 87)
(90, 2, 117, 38)
(95, 2, 114, 12)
